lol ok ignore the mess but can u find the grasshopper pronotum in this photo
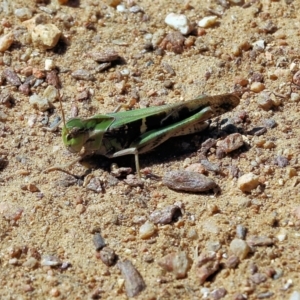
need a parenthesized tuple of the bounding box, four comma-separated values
(46, 93, 240, 178)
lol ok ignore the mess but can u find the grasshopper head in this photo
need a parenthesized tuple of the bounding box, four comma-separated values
(62, 126, 89, 153)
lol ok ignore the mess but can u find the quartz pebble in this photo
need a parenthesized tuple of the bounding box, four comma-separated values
(289, 291, 300, 300)
(198, 16, 218, 28)
(0, 32, 14, 52)
(158, 251, 190, 279)
(139, 221, 156, 239)
(149, 205, 182, 224)
(31, 24, 62, 50)
(165, 13, 193, 35)
(237, 173, 259, 192)
(41, 255, 62, 266)
(229, 238, 250, 259)
(29, 94, 51, 111)
(14, 8, 32, 20)
(45, 59, 55, 71)
(163, 170, 217, 192)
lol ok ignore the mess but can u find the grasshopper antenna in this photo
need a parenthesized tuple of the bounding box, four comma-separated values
(58, 90, 68, 133)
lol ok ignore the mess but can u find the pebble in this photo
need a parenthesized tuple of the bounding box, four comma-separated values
(23, 257, 38, 268)
(89, 49, 120, 62)
(250, 82, 265, 93)
(116, 4, 127, 12)
(0, 32, 14, 52)
(165, 13, 193, 35)
(217, 133, 244, 153)
(234, 76, 248, 87)
(292, 71, 300, 86)
(44, 59, 55, 71)
(196, 251, 220, 284)
(93, 232, 106, 250)
(237, 173, 259, 192)
(129, 5, 143, 13)
(3, 68, 21, 86)
(158, 251, 191, 279)
(117, 260, 146, 297)
(85, 177, 103, 193)
(230, 239, 250, 259)
(290, 291, 300, 300)
(236, 224, 247, 239)
(246, 235, 274, 247)
(274, 155, 289, 168)
(225, 255, 240, 268)
(29, 94, 51, 111)
(46, 70, 60, 88)
(71, 69, 95, 81)
(252, 39, 265, 50)
(257, 93, 275, 110)
(198, 16, 218, 28)
(99, 247, 116, 266)
(185, 163, 206, 174)
(200, 160, 220, 173)
(139, 221, 156, 239)
(31, 24, 62, 50)
(43, 85, 58, 103)
(276, 228, 287, 242)
(211, 288, 227, 300)
(14, 8, 33, 20)
(163, 170, 217, 192)
(251, 273, 267, 284)
(159, 31, 185, 54)
(264, 119, 277, 128)
(149, 205, 182, 225)
(41, 255, 62, 267)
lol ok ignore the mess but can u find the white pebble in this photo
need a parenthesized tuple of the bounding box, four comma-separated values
(230, 238, 250, 259)
(165, 13, 193, 35)
(198, 16, 218, 28)
(0, 32, 14, 52)
(31, 24, 62, 50)
(44, 58, 55, 71)
(139, 221, 156, 239)
(14, 7, 32, 20)
(116, 4, 127, 12)
(237, 173, 259, 192)
(277, 228, 287, 242)
(291, 93, 300, 102)
(290, 291, 300, 300)
(252, 39, 265, 50)
(29, 94, 51, 111)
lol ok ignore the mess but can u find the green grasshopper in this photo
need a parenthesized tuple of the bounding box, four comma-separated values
(46, 93, 240, 178)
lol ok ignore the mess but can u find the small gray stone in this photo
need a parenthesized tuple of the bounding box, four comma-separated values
(163, 170, 217, 192)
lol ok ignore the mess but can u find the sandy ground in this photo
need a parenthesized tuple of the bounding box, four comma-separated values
(1, 0, 300, 299)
